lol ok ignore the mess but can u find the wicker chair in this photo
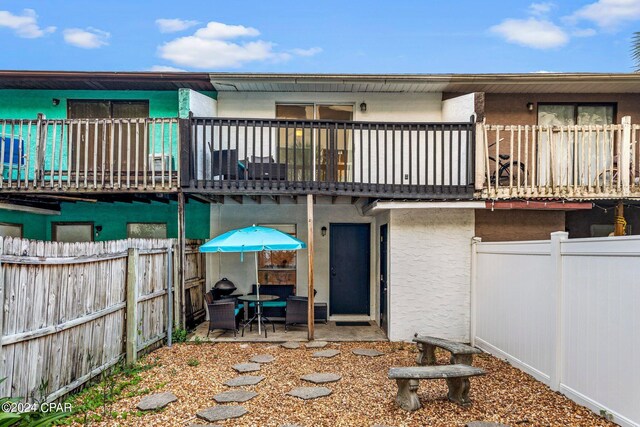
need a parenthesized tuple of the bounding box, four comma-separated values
(206, 298, 243, 337)
(284, 296, 328, 331)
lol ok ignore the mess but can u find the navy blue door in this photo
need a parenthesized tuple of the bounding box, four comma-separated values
(329, 223, 370, 315)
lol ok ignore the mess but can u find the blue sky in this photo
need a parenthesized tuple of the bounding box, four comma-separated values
(1, 0, 639, 73)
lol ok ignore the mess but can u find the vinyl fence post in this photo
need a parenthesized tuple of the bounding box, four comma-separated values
(470, 237, 481, 347)
(126, 247, 139, 365)
(550, 231, 568, 391)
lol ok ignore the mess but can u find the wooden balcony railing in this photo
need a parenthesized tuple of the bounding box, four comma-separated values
(0, 118, 180, 192)
(185, 117, 475, 198)
(476, 117, 640, 199)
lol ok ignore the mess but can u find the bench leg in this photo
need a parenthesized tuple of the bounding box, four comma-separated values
(450, 354, 473, 366)
(445, 377, 472, 406)
(395, 379, 421, 411)
(416, 343, 436, 365)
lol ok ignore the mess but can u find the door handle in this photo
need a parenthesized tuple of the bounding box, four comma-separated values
(331, 267, 336, 277)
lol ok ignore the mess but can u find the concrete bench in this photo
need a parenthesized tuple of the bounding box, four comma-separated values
(388, 365, 486, 411)
(413, 334, 482, 366)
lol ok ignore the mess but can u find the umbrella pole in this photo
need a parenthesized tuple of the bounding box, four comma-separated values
(255, 252, 261, 335)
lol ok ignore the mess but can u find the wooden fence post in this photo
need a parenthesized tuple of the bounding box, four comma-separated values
(126, 247, 139, 365)
(550, 231, 568, 391)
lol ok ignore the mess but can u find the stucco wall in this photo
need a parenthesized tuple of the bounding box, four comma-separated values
(475, 209, 566, 242)
(484, 93, 640, 124)
(441, 93, 475, 122)
(216, 92, 443, 122)
(208, 199, 375, 316)
(388, 208, 474, 342)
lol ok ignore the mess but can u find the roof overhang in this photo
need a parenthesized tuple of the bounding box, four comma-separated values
(0, 70, 214, 91)
(208, 72, 640, 94)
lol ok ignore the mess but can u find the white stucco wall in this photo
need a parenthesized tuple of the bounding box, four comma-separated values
(388, 208, 475, 342)
(207, 198, 376, 317)
(189, 90, 217, 117)
(441, 93, 475, 122)
(216, 92, 443, 122)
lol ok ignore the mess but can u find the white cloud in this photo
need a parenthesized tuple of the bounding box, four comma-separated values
(193, 22, 260, 39)
(0, 9, 55, 38)
(148, 65, 187, 72)
(290, 47, 322, 57)
(63, 27, 110, 48)
(572, 0, 640, 28)
(491, 18, 568, 49)
(155, 18, 198, 33)
(158, 21, 319, 69)
(529, 2, 555, 15)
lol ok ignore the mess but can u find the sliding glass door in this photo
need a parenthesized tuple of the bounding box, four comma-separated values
(275, 104, 353, 182)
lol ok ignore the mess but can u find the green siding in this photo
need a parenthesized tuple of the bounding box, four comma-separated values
(0, 90, 180, 119)
(0, 199, 210, 241)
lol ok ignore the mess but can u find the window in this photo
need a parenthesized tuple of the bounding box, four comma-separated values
(0, 222, 22, 238)
(538, 103, 615, 126)
(127, 223, 167, 238)
(257, 224, 297, 288)
(67, 100, 150, 175)
(52, 222, 94, 242)
(537, 103, 616, 185)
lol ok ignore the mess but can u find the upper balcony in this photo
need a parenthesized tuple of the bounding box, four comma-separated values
(183, 117, 476, 199)
(476, 117, 640, 200)
(0, 117, 180, 193)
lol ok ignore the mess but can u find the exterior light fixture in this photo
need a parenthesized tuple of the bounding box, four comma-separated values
(52, 98, 60, 106)
(321, 226, 327, 237)
(526, 102, 534, 112)
(360, 102, 367, 113)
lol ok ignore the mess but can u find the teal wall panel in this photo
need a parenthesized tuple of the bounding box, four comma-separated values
(0, 199, 210, 241)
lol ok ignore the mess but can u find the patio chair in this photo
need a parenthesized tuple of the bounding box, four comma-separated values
(284, 296, 328, 331)
(206, 298, 243, 337)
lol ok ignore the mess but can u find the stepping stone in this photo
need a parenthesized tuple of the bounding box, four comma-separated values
(280, 425, 304, 427)
(136, 392, 177, 410)
(196, 406, 248, 422)
(240, 344, 250, 348)
(213, 390, 258, 403)
(352, 348, 384, 357)
(466, 423, 510, 427)
(287, 386, 332, 400)
(312, 349, 340, 358)
(232, 362, 261, 373)
(224, 375, 265, 387)
(250, 354, 275, 363)
(301, 373, 342, 384)
(282, 341, 300, 349)
(189, 424, 222, 427)
(305, 341, 328, 348)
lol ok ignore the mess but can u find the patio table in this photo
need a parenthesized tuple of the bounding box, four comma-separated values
(238, 294, 278, 338)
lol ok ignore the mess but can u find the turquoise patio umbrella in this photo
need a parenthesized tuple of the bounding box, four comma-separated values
(200, 225, 307, 335)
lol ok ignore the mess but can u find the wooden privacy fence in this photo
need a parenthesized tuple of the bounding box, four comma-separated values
(0, 237, 178, 402)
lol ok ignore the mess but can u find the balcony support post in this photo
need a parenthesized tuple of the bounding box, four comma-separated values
(621, 116, 631, 196)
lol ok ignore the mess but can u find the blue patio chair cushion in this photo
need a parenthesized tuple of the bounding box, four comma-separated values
(234, 308, 241, 316)
(263, 301, 287, 308)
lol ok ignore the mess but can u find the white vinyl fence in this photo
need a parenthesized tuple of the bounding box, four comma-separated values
(472, 233, 640, 427)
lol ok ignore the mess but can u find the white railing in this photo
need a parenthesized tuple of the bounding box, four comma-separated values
(472, 233, 640, 427)
(0, 118, 180, 191)
(475, 116, 640, 199)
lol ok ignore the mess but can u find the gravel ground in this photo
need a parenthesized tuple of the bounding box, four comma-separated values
(74, 341, 614, 427)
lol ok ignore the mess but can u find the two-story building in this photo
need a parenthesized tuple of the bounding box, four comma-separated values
(1, 71, 638, 341)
